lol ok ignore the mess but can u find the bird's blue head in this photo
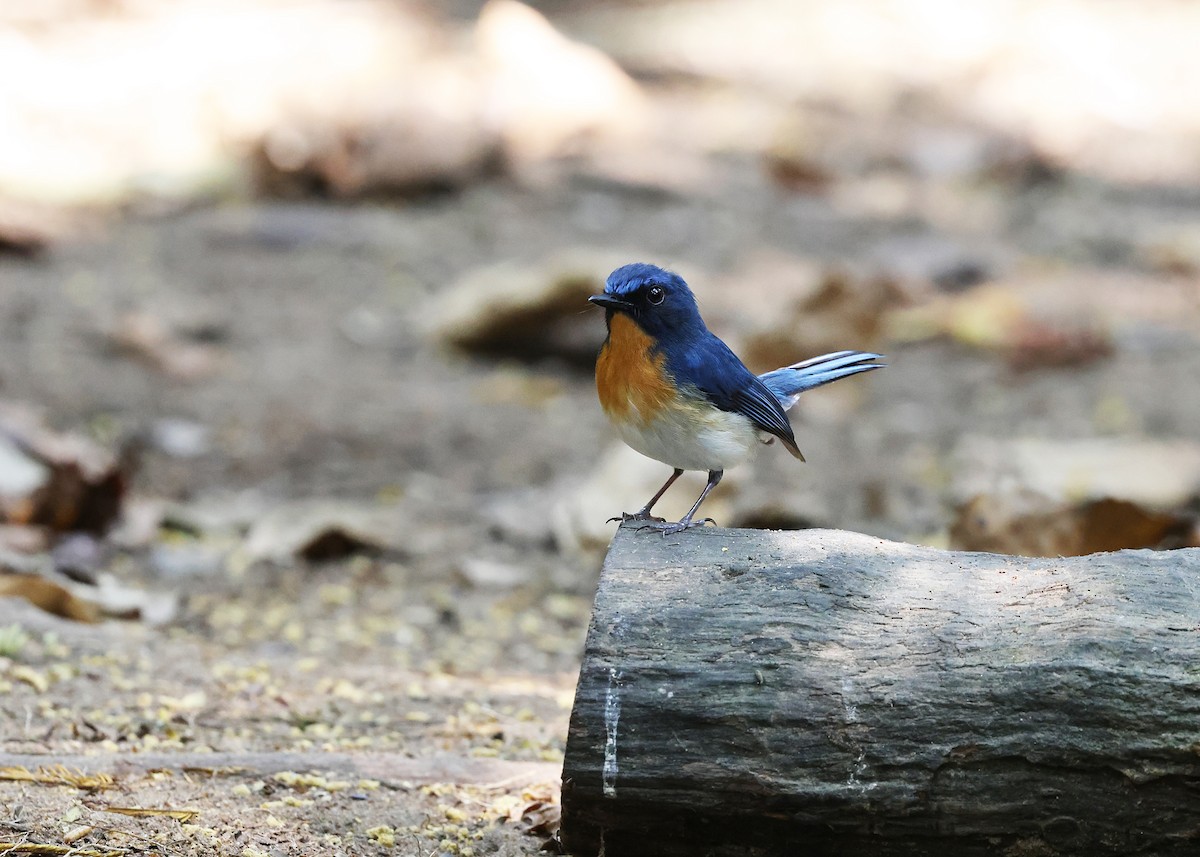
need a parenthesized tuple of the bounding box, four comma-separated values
(588, 263, 705, 340)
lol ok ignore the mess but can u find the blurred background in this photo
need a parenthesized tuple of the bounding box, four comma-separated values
(1, 0, 1199, 852)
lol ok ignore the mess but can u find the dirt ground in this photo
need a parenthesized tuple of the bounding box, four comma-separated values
(2, 2, 1200, 856)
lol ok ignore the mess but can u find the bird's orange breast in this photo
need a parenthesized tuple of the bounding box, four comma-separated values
(596, 314, 675, 426)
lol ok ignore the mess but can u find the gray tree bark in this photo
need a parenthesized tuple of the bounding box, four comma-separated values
(561, 526, 1200, 856)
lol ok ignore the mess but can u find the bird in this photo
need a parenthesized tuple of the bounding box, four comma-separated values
(589, 262, 884, 534)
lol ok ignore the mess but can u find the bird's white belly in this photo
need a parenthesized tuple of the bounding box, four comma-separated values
(615, 400, 761, 471)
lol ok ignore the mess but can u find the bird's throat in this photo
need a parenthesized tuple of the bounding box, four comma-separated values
(596, 314, 674, 425)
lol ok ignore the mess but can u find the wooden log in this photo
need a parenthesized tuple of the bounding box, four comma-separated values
(561, 526, 1200, 856)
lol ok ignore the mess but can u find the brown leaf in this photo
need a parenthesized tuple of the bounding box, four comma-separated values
(518, 798, 561, 837)
(0, 574, 100, 623)
(1004, 321, 1113, 372)
(1076, 498, 1200, 554)
(0, 404, 125, 534)
(950, 491, 1199, 557)
(764, 150, 834, 193)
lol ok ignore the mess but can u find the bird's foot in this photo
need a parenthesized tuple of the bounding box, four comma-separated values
(637, 516, 717, 536)
(607, 510, 666, 525)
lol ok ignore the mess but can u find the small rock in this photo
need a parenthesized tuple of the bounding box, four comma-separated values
(482, 489, 556, 547)
(0, 435, 50, 500)
(52, 533, 108, 582)
(459, 556, 531, 589)
(148, 543, 225, 581)
(150, 418, 211, 459)
(339, 305, 396, 348)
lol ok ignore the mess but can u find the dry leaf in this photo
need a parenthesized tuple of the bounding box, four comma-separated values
(241, 499, 411, 564)
(0, 404, 125, 534)
(0, 765, 114, 791)
(518, 798, 561, 837)
(951, 491, 1199, 557)
(108, 312, 222, 381)
(9, 665, 49, 693)
(0, 574, 100, 623)
(1076, 498, 1199, 554)
(0, 845, 122, 857)
(1004, 321, 1113, 372)
(99, 807, 199, 822)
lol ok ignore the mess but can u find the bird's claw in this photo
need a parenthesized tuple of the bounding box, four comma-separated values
(607, 511, 666, 524)
(635, 516, 717, 536)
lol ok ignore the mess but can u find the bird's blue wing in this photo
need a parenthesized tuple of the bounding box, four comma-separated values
(665, 332, 800, 455)
(730, 380, 798, 447)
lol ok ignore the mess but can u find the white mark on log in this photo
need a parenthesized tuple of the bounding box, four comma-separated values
(841, 678, 859, 723)
(839, 678, 876, 794)
(847, 747, 876, 794)
(603, 668, 622, 797)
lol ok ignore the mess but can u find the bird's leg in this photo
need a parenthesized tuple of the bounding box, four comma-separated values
(609, 468, 683, 524)
(657, 470, 722, 535)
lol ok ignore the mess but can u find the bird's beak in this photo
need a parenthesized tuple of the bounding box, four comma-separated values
(588, 294, 632, 312)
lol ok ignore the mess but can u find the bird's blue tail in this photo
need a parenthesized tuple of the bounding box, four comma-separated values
(758, 350, 885, 411)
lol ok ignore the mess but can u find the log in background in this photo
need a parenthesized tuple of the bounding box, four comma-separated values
(561, 526, 1200, 856)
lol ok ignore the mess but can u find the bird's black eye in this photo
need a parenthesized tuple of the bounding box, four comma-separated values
(647, 285, 665, 305)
